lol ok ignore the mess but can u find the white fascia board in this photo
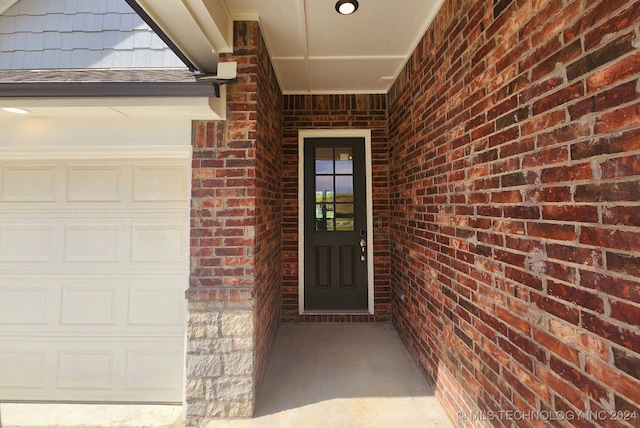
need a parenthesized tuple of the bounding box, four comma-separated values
(0, 96, 226, 119)
(184, 0, 233, 54)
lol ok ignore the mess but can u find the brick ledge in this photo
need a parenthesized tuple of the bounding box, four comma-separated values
(185, 287, 254, 301)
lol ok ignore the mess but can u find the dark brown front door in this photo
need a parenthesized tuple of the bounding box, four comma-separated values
(304, 137, 368, 310)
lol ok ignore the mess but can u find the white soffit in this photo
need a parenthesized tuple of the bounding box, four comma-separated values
(132, 0, 444, 94)
(221, 0, 445, 94)
(307, 57, 405, 94)
(0, 96, 225, 119)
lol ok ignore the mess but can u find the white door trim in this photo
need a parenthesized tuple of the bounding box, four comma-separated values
(298, 129, 374, 315)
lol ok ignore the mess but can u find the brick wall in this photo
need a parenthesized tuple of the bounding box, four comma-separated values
(388, 1, 640, 426)
(187, 21, 281, 421)
(282, 94, 391, 322)
(253, 21, 283, 396)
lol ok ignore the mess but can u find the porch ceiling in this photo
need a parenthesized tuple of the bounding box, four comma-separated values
(131, 0, 445, 95)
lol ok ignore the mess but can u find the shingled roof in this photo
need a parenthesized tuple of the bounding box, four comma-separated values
(0, 0, 221, 97)
(0, 0, 186, 70)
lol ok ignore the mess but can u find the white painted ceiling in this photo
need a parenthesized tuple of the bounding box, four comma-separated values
(136, 0, 445, 94)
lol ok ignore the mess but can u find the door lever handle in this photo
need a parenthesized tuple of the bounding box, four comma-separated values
(359, 239, 366, 262)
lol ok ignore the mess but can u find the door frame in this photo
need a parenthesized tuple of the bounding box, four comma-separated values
(298, 129, 374, 315)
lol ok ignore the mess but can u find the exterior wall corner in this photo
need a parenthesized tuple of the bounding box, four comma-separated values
(185, 20, 283, 424)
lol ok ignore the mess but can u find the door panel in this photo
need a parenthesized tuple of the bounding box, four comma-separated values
(304, 137, 368, 310)
(339, 246, 355, 288)
(315, 246, 332, 288)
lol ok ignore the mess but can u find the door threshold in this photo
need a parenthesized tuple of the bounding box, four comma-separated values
(301, 310, 372, 315)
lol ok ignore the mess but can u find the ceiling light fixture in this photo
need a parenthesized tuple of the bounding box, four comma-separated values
(2, 107, 30, 115)
(335, 0, 359, 15)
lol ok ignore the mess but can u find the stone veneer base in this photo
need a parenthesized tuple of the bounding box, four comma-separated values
(185, 299, 255, 425)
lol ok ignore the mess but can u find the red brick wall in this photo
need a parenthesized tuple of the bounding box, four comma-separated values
(388, 1, 640, 426)
(253, 23, 283, 394)
(189, 23, 260, 296)
(189, 20, 282, 402)
(282, 94, 391, 322)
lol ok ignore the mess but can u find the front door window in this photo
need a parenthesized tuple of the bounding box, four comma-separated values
(314, 147, 354, 232)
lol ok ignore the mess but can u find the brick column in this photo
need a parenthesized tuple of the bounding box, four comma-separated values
(186, 118, 257, 421)
(185, 21, 259, 424)
(186, 19, 282, 424)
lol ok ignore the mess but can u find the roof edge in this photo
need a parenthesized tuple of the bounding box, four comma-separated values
(0, 81, 218, 98)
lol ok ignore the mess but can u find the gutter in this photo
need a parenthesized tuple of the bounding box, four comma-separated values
(0, 81, 217, 98)
(0, 62, 237, 98)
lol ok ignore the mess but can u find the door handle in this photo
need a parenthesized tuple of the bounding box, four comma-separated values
(359, 239, 366, 262)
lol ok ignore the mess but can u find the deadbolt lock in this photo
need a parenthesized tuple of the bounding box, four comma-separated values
(359, 239, 366, 262)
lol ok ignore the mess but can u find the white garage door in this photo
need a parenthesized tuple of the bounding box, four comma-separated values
(0, 148, 190, 403)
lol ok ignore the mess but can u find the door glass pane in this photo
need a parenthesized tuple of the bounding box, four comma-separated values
(315, 203, 329, 231)
(325, 205, 335, 231)
(335, 204, 354, 231)
(315, 148, 334, 174)
(316, 203, 335, 231)
(315, 176, 334, 203)
(313, 145, 355, 233)
(335, 148, 353, 174)
(335, 176, 353, 202)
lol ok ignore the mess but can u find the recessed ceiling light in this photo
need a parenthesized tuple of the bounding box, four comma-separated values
(335, 0, 359, 15)
(2, 107, 31, 115)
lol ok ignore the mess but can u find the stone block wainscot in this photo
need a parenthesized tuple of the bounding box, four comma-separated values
(186, 300, 254, 418)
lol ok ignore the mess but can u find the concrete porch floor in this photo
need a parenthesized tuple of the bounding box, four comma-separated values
(206, 323, 453, 428)
(0, 323, 453, 428)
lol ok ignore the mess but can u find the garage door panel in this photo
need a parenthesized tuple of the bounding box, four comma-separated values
(131, 224, 185, 263)
(0, 224, 54, 262)
(66, 165, 123, 202)
(0, 287, 49, 325)
(60, 287, 117, 325)
(125, 348, 184, 391)
(0, 277, 184, 335)
(1, 165, 57, 202)
(0, 350, 47, 389)
(57, 349, 116, 390)
(0, 337, 183, 402)
(0, 218, 187, 271)
(133, 165, 189, 202)
(64, 224, 121, 263)
(0, 151, 189, 403)
(1, 160, 189, 208)
(128, 286, 184, 326)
